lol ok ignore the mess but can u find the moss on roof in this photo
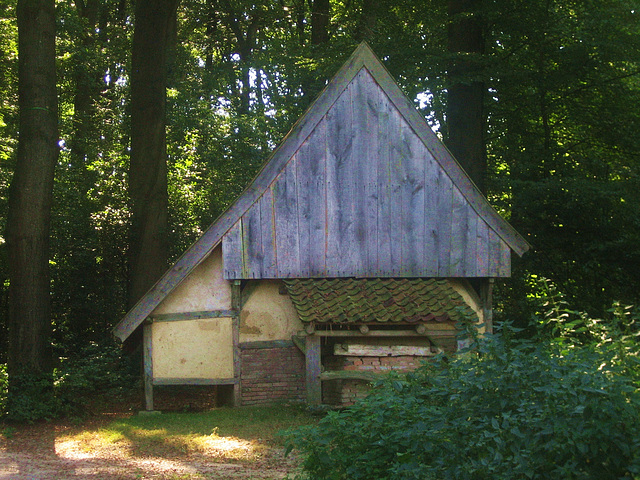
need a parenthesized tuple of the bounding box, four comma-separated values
(284, 278, 477, 324)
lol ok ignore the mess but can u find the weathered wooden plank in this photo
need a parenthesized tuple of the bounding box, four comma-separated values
(450, 186, 468, 276)
(242, 198, 263, 278)
(273, 159, 300, 276)
(462, 212, 478, 276)
(423, 151, 439, 275)
(499, 238, 511, 276)
(351, 69, 370, 275)
(294, 146, 312, 278)
(334, 343, 435, 356)
(305, 335, 322, 405)
(223, 220, 244, 279)
(400, 117, 426, 276)
(359, 71, 381, 274)
(153, 377, 238, 386)
(488, 227, 503, 277)
(143, 323, 154, 411)
(306, 121, 328, 276)
(259, 185, 277, 277)
(436, 172, 454, 276)
(151, 310, 235, 322)
(475, 219, 490, 277)
(312, 329, 453, 337)
(376, 87, 393, 275)
(325, 81, 355, 276)
(239, 339, 296, 350)
(388, 102, 405, 275)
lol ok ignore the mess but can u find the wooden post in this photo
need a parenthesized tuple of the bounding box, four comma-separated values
(481, 278, 494, 334)
(231, 280, 242, 406)
(305, 334, 321, 405)
(143, 322, 154, 411)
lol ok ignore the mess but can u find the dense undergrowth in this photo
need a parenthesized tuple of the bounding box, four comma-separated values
(286, 281, 640, 479)
(0, 340, 139, 422)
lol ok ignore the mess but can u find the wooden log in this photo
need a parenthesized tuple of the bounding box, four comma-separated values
(359, 324, 370, 334)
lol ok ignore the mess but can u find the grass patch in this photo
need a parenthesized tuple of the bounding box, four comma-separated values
(58, 404, 317, 462)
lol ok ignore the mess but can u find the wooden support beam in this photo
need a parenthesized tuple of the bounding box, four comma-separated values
(143, 323, 154, 411)
(231, 280, 242, 406)
(153, 377, 237, 386)
(311, 329, 454, 337)
(305, 335, 322, 405)
(481, 279, 494, 334)
(150, 310, 235, 322)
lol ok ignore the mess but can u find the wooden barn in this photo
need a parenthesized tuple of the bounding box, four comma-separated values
(113, 43, 529, 410)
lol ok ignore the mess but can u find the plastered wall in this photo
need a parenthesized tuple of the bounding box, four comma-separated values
(239, 280, 303, 343)
(153, 247, 231, 315)
(152, 317, 234, 379)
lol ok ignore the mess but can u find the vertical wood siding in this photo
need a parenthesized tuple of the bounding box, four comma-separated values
(223, 68, 510, 279)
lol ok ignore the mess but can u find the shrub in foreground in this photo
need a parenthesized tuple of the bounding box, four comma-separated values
(286, 334, 640, 479)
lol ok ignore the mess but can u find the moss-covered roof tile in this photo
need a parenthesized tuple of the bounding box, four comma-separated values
(284, 278, 477, 324)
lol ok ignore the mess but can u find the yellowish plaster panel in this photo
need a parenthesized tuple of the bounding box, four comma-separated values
(239, 280, 303, 343)
(152, 318, 234, 379)
(153, 247, 231, 315)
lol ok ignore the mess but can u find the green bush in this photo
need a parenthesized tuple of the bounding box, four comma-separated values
(0, 341, 139, 422)
(286, 331, 640, 479)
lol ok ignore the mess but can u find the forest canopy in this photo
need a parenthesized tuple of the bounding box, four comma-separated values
(0, 0, 639, 364)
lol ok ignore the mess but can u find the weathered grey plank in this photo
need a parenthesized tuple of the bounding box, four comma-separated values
(273, 159, 300, 276)
(376, 87, 393, 275)
(400, 116, 426, 276)
(325, 80, 354, 276)
(143, 323, 154, 411)
(388, 103, 405, 275)
(423, 151, 439, 275)
(151, 310, 235, 322)
(153, 378, 238, 386)
(223, 220, 243, 279)
(351, 69, 370, 275)
(242, 194, 263, 278)
(294, 147, 312, 278)
(450, 186, 468, 276)
(463, 212, 479, 276)
(305, 335, 322, 405)
(259, 184, 277, 277)
(475, 219, 490, 276)
(359, 70, 381, 274)
(306, 121, 328, 277)
(436, 171, 453, 276)
(488, 227, 503, 277)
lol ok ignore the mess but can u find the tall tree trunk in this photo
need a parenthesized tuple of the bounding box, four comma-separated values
(311, 0, 330, 45)
(128, 0, 180, 309)
(446, 0, 486, 194)
(6, 0, 58, 407)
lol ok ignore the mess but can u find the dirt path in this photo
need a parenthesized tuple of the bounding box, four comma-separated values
(0, 415, 302, 480)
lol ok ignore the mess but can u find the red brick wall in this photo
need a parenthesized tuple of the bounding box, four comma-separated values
(240, 343, 306, 406)
(323, 354, 428, 406)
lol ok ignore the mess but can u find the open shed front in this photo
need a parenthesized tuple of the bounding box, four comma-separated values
(142, 248, 488, 409)
(113, 43, 529, 411)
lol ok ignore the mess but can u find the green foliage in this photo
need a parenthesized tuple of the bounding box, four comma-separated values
(0, 341, 139, 422)
(286, 325, 640, 479)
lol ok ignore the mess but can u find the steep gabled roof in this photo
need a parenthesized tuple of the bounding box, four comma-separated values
(113, 42, 529, 342)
